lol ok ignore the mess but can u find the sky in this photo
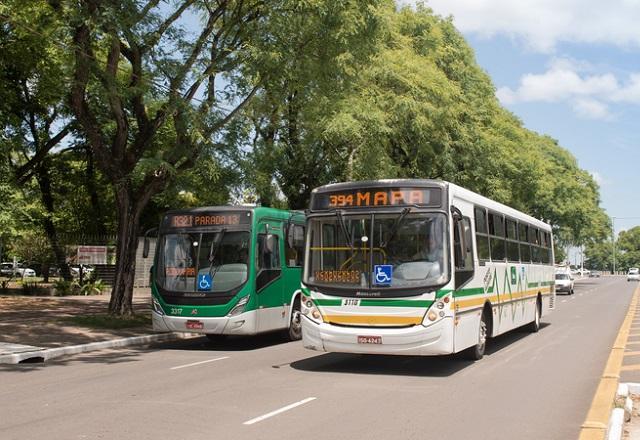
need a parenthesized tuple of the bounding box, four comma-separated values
(404, 0, 640, 238)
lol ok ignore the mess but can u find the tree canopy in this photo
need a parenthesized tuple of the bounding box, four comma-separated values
(0, 0, 624, 312)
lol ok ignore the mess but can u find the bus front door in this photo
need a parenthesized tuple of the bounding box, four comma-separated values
(255, 223, 287, 332)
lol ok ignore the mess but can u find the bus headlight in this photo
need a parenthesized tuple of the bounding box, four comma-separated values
(301, 294, 323, 324)
(228, 296, 250, 317)
(422, 293, 453, 326)
(152, 297, 165, 315)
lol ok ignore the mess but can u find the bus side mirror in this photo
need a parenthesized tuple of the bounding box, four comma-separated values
(143, 239, 150, 259)
(286, 224, 295, 249)
(142, 227, 158, 259)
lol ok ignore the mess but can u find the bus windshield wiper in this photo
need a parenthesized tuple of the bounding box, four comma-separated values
(208, 229, 226, 279)
(336, 210, 354, 251)
(380, 207, 412, 249)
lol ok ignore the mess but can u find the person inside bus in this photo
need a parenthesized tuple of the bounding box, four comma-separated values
(412, 235, 444, 275)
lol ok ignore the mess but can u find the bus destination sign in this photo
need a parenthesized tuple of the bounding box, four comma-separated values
(165, 212, 251, 229)
(312, 187, 441, 210)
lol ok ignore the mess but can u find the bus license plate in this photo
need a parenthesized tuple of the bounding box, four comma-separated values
(358, 336, 382, 344)
(186, 320, 204, 330)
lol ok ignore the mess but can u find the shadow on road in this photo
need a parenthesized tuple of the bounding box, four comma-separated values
(155, 332, 293, 352)
(289, 322, 551, 378)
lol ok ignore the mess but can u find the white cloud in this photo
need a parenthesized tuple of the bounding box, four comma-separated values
(405, 0, 640, 52)
(573, 99, 611, 120)
(497, 58, 640, 119)
(589, 171, 609, 186)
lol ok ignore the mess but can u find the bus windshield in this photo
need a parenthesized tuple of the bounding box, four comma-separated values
(305, 212, 448, 291)
(157, 231, 250, 293)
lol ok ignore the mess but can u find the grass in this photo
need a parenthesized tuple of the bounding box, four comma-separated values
(61, 313, 151, 329)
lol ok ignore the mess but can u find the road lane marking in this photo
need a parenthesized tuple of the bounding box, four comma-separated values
(623, 351, 640, 357)
(579, 284, 640, 440)
(561, 300, 567, 303)
(621, 365, 640, 371)
(170, 356, 229, 370)
(243, 397, 317, 425)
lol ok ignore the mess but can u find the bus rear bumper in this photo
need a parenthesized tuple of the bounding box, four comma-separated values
(152, 310, 258, 335)
(301, 316, 454, 356)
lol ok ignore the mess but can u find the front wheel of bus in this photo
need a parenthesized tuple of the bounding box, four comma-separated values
(466, 313, 487, 361)
(287, 300, 302, 341)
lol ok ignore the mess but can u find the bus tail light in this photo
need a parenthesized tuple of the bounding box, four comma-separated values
(228, 296, 250, 317)
(301, 294, 323, 324)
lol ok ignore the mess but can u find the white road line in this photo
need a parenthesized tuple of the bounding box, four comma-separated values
(561, 300, 567, 303)
(243, 397, 317, 425)
(170, 356, 229, 370)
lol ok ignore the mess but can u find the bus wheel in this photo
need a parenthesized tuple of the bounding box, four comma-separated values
(287, 300, 302, 341)
(466, 312, 487, 361)
(527, 299, 541, 333)
(205, 334, 227, 344)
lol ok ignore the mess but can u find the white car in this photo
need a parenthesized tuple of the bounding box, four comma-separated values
(555, 272, 575, 294)
(15, 265, 36, 277)
(628, 268, 640, 282)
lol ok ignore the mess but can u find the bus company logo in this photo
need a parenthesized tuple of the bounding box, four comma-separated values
(355, 291, 381, 297)
(191, 309, 198, 315)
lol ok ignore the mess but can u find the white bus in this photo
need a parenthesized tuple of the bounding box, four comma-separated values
(300, 179, 555, 359)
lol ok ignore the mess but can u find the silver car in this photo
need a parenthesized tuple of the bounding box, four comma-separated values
(628, 268, 640, 282)
(555, 272, 575, 294)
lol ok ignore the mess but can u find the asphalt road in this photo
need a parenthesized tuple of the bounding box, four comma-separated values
(0, 277, 635, 440)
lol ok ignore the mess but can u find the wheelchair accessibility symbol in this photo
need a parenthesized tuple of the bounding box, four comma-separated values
(373, 265, 393, 286)
(198, 274, 212, 291)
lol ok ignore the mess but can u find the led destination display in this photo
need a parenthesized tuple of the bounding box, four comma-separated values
(311, 187, 442, 210)
(164, 212, 251, 229)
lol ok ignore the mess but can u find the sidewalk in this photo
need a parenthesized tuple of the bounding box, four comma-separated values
(0, 290, 179, 364)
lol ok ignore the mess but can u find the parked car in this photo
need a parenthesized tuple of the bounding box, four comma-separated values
(0, 262, 15, 277)
(0, 262, 36, 277)
(555, 272, 575, 294)
(628, 268, 640, 282)
(70, 264, 95, 279)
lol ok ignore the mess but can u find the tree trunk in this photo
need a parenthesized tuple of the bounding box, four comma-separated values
(108, 186, 142, 316)
(36, 161, 72, 281)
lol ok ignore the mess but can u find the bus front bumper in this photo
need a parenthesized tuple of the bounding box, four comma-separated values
(152, 310, 258, 335)
(301, 315, 454, 356)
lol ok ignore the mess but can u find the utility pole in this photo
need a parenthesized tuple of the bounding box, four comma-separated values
(612, 216, 616, 275)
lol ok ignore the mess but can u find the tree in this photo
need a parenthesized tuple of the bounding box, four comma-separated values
(1, 0, 74, 279)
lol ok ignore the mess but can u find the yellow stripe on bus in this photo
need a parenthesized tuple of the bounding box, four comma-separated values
(455, 288, 551, 311)
(323, 315, 423, 326)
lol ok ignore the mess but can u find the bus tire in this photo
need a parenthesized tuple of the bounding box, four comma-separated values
(205, 334, 227, 343)
(527, 298, 541, 333)
(287, 298, 302, 341)
(466, 311, 488, 361)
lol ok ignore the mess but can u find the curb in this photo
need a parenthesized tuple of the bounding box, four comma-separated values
(0, 332, 199, 365)
(608, 382, 636, 440)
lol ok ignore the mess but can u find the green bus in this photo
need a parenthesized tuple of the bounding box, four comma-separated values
(147, 206, 306, 340)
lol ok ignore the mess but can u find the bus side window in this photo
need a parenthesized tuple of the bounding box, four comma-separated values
(519, 223, 531, 263)
(489, 212, 506, 261)
(256, 233, 282, 291)
(285, 224, 305, 267)
(474, 207, 490, 263)
(454, 216, 474, 289)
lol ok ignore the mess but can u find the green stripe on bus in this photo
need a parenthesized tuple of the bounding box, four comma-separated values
(528, 282, 539, 288)
(315, 298, 433, 307)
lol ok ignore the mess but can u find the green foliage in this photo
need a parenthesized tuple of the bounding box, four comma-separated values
(240, 2, 610, 245)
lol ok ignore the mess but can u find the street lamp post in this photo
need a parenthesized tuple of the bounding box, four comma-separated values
(612, 217, 616, 275)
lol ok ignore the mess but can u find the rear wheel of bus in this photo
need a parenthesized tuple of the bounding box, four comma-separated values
(466, 311, 488, 361)
(527, 298, 541, 333)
